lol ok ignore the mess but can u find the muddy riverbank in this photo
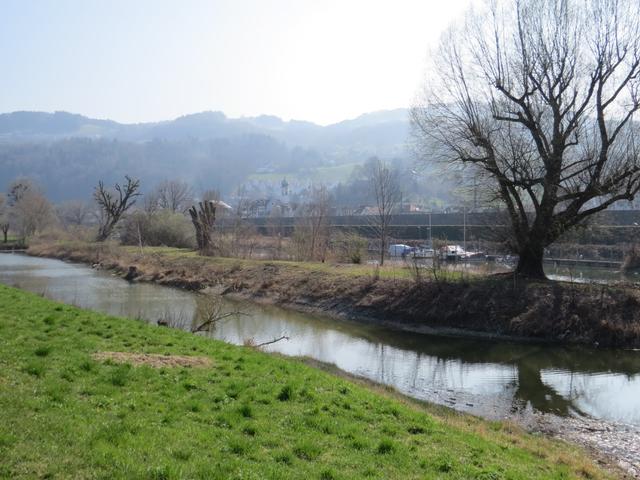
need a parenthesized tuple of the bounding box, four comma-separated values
(27, 242, 640, 348)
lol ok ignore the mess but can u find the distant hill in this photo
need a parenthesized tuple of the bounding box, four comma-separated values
(0, 109, 412, 201)
(0, 111, 121, 139)
(0, 109, 410, 154)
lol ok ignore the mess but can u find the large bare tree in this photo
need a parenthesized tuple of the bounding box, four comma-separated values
(94, 176, 141, 241)
(412, 0, 640, 278)
(368, 158, 401, 266)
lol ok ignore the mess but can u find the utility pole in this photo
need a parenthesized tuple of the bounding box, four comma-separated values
(463, 206, 467, 253)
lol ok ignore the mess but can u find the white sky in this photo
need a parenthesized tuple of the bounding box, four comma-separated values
(0, 0, 473, 125)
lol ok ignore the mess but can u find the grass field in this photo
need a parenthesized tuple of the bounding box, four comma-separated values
(247, 163, 359, 184)
(119, 245, 471, 282)
(0, 283, 611, 479)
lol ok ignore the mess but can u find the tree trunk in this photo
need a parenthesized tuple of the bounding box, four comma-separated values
(515, 242, 546, 279)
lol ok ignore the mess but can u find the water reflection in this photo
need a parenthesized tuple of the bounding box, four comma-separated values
(545, 263, 639, 283)
(1, 253, 639, 426)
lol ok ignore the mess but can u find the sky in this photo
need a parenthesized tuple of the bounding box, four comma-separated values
(0, 0, 472, 125)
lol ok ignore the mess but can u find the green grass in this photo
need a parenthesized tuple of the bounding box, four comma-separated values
(247, 163, 359, 184)
(0, 284, 611, 479)
(120, 244, 469, 281)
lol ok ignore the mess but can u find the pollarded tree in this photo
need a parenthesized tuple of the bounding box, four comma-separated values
(412, 0, 640, 278)
(94, 176, 141, 241)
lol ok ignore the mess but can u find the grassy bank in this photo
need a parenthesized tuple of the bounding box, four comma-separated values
(28, 241, 640, 348)
(0, 284, 614, 479)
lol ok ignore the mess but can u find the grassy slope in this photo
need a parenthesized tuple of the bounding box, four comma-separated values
(0, 284, 610, 479)
(247, 163, 359, 184)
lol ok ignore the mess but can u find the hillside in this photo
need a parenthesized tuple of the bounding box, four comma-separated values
(0, 109, 411, 201)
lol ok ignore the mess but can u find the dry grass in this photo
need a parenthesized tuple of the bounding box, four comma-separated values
(92, 351, 213, 368)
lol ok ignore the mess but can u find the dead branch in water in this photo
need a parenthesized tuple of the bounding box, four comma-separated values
(244, 335, 290, 348)
(190, 295, 249, 333)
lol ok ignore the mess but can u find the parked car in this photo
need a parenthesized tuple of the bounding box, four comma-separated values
(439, 245, 471, 261)
(388, 244, 414, 257)
(411, 248, 435, 259)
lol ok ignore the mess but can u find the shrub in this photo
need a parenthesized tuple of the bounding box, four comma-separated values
(120, 210, 195, 248)
(332, 232, 368, 264)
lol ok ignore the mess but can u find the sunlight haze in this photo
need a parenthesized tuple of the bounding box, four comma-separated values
(0, 0, 472, 124)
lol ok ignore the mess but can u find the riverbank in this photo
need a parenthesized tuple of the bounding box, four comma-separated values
(0, 284, 618, 478)
(28, 241, 640, 348)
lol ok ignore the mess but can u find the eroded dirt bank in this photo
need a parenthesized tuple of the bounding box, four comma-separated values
(27, 242, 640, 348)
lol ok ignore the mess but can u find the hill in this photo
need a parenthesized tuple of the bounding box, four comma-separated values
(0, 109, 411, 201)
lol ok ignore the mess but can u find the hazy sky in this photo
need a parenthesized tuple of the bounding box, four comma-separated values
(1, 0, 472, 125)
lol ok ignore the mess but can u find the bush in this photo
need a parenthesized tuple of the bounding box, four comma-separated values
(121, 210, 195, 248)
(332, 232, 368, 264)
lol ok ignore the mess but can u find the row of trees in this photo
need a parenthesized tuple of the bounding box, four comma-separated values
(0, 177, 200, 245)
(286, 158, 402, 265)
(0, 162, 404, 269)
(85, 159, 404, 265)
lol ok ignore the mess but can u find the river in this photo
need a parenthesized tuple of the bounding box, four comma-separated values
(1, 253, 638, 473)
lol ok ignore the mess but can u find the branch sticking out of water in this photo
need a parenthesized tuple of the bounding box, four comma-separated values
(190, 295, 250, 333)
(244, 335, 290, 348)
(192, 310, 248, 333)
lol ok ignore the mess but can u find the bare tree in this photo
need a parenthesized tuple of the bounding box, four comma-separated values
(201, 189, 221, 203)
(189, 200, 217, 252)
(368, 158, 401, 266)
(412, 0, 640, 278)
(4, 179, 53, 240)
(7, 177, 35, 207)
(306, 186, 331, 261)
(223, 193, 259, 259)
(94, 176, 141, 241)
(292, 185, 331, 261)
(0, 194, 9, 243)
(150, 179, 194, 213)
(57, 200, 91, 227)
(13, 189, 54, 239)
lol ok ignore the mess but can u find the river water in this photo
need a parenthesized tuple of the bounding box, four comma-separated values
(1, 253, 639, 470)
